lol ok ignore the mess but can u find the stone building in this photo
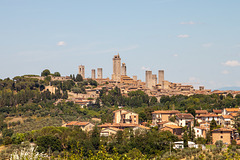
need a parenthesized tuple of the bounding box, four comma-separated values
(212, 128, 233, 145)
(78, 65, 85, 79)
(91, 69, 96, 79)
(158, 70, 164, 89)
(152, 110, 180, 125)
(112, 54, 121, 81)
(145, 70, 153, 90)
(152, 74, 157, 87)
(97, 68, 103, 79)
(121, 63, 126, 76)
(113, 109, 139, 124)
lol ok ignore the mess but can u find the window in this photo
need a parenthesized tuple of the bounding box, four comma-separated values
(221, 136, 223, 138)
(197, 130, 199, 133)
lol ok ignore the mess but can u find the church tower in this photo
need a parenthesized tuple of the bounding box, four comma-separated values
(112, 54, 121, 81)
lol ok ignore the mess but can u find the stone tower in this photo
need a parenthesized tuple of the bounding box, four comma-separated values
(91, 69, 96, 79)
(121, 63, 126, 76)
(152, 74, 157, 87)
(146, 70, 153, 90)
(78, 65, 85, 79)
(97, 68, 102, 79)
(158, 70, 164, 88)
(133, 75, 137, 81)
(112, 54, 121, 81)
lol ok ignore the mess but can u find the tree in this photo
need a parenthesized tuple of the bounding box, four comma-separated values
(183, 131, 188, 148)
(187, 108, 196, 117)
(210, 119, 217, 131)
(41, 69, 51, 77)
(91, 126, 100, 150)
(150, 96, 158, 106)
(36, 135, 62, 153)
(2, 128, 14, 138)
(76, 74, 83, 82)
(53, 72, 61, 77)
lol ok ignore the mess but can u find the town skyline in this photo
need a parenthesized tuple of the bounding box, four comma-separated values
(1, 0, 240, 90)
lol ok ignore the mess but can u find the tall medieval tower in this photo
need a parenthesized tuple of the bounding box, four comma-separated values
(78, 65, 85, 79)
(112, 54, 121, 81)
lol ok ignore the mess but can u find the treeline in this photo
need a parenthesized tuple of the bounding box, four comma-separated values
(99, 87, 156, 107)
(99, 87, 240, 112)
(0, 126, 178, 159)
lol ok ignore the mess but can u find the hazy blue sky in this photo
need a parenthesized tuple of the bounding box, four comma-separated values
(1, 0, 240, 90)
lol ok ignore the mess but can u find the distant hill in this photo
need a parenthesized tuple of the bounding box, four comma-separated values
(217, 87, 240, 91)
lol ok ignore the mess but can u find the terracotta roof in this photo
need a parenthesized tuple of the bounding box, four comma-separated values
(194, 126, 208, 130)
(66, 121, 78, 126)
(164, 125, 182, 129)
(225, 108, 240, 112)
(230, 112, 238, 117)
(212, 128, 233, 132)
(196, 114, 219, 118)
(213, 109, 222, 114)
(176, 113, 194, 119)
(135, 125, 151, 130)
(195, 110, 208, 114)
(221, 115, 233, 119)
(152, 110, 180, 114)
(157, 121, 170, 125)
(98, 123, 138, 128)
(66, 121, 90, 126)
(102, 127, 123, 132)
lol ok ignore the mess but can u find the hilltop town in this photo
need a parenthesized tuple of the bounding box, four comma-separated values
(26, 54, 240, 105)
(0, 54, 240, 159)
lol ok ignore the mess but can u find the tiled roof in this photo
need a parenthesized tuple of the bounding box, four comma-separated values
(164, 125, 182, 129)
(213, 109, 222, 114)
(230, 113, 238, 117)
(225, 108, 240, 112)
(98, 123, 138, 128)
(196, 114, 219, 118)
(66, 121, 90, 126)
(102, 127, 123, 132)
(135, 125, 151, 130)
(176, 113, 194, 119)
(221, 115, 233, 119)
(212, 128, 233, 132)
(152, 110, 180, 114)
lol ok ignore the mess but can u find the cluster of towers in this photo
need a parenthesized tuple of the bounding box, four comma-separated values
(112, 54, 127, 81)
(146, 70, 164, 90)
(78, 65, 103, 79)
(78, 54, 165, 90)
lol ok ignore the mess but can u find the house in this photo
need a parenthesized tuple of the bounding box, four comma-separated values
(152, 110, 180, 125)
(195, 114, 220, 125)
(113, 109, 139, 124)
(195, 110, 208, 116)
(66, 121, 94, 132)
(222, 108, 240, 115)
(199, 121, 210, 129)
(100, 127, 123, 137)
(157, 121, 178, 129)
(220, 115, 234, 128)
(173, 141, 199, 149)
(212, 128, 233, 145)
(133, 125, 151, 133)
(161, 125, 182, 138)
(213, 109, 222, 115)
(175, 113, 194, 127)
(98, 123, 138, 130)
(194, 126, 208, 138)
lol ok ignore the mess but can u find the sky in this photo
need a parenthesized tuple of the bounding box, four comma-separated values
(1, 0, 240, 90)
